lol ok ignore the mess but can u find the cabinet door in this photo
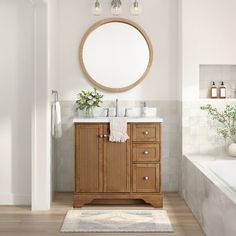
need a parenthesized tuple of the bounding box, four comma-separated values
(75, 124, 103, 193)
(133, 164, 160, 193)
(103, 124, 131, 192)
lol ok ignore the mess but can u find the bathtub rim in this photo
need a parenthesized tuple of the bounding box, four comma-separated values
(183, 154, 236, 205)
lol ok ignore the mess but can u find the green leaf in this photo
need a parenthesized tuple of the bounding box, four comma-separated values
(201, 104, 236, 142)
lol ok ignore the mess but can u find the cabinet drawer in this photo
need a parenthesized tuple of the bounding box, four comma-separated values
(133, 124, 160, 142)
(132, 164, 160, 193)
(133, 144, 160, 162)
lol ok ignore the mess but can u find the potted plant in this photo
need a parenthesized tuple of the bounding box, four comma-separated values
(76, 88, 103, 117)
(200, 104, 236, 156)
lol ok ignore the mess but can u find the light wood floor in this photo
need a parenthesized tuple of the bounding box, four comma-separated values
(0, 193, 205, 236)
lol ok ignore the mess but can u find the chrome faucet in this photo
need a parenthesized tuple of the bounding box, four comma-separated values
(115, 98, 118, 117)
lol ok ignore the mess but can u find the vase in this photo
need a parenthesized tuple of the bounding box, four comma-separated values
(85, 108, 94, 118)
(228, 143, 236, 157)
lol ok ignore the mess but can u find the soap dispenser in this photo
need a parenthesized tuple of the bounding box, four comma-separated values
(219, 81, 226, 99)
(210, 81, 218, 98)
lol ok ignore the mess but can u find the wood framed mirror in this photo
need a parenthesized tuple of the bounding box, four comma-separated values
(79, 18, 153, 92)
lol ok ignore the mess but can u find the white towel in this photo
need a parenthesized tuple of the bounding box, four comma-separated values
(51, 101, 62, 138)
(109, 117, 129, 143)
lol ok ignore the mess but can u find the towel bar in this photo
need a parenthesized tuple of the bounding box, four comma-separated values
(52, 90, 58, 102)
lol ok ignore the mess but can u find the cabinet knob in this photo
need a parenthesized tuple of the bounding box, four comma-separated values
(143, 176, 149, 180)
(98, 134, 103, 138)
(143, 151, 149, 155)
(103, 134, 109, 138)
(143, 131, 149, 135)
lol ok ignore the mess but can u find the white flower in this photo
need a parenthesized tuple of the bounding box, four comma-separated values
(93, 98, 96, 101)
(88, 96, 92, 99)
(88, 100, 94, 105)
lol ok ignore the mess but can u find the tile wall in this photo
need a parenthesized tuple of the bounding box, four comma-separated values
(182, 100, 236, 155)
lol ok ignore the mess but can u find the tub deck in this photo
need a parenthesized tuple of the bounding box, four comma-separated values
(183, 154, 236, 236)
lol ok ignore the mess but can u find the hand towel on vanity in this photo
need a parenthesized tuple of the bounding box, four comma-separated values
(109, 117, 129, 142)
(51, 101, 62, 138)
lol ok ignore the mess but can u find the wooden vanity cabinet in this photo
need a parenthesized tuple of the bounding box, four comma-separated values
(74, 122, 163, 208)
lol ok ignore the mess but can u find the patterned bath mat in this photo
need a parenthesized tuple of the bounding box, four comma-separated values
(61, 209, 173, 233)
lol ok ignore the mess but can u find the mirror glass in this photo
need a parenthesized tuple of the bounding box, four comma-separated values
(80, 19, 152, 92)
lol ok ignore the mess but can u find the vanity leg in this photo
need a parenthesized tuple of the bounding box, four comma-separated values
(142, 195, 163, 208)
(73, 195, 95, 208)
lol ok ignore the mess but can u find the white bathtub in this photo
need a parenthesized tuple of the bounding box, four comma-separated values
(195, 160, 236, 204)
(183, 155, 236, 236)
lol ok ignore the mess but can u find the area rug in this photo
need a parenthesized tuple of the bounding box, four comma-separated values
(61, 209, 173, 233)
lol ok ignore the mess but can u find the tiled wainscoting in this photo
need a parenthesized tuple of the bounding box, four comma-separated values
(182, 155, 236, 236)
(182, 100, 236, 156)
(53, 100, 181, 192)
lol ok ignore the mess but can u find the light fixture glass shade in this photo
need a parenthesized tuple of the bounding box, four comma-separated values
(111, 0, 122, 15)
(130, 0, 142, 15)
(92, 0, 102, 16)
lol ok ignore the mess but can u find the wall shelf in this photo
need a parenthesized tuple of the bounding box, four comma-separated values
(199, 65, 236, 99)
(199, 98, 236, 102)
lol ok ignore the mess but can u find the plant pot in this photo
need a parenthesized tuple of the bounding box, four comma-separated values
(228, 143, 236, 157)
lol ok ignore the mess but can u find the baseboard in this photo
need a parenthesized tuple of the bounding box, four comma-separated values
(0, 193, 31, 205)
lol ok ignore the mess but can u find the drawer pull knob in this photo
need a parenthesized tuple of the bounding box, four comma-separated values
(143, 151, 149, 155)
(98, 134, 103, 138)
(143, 176, 149, 180)
(143, 131, 149, 135)
(103, 134, 109, 138)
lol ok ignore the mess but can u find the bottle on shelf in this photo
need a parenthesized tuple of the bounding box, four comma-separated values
(219, 81, 226, 99)
(210, 81, 218, 98)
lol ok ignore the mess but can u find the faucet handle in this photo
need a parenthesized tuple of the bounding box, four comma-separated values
(124, 108, 128, 117)
(103, 108, 109, 117)
(115, 98, 119, 117)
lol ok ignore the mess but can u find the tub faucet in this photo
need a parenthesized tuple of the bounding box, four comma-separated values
(115, 98, 118, 117)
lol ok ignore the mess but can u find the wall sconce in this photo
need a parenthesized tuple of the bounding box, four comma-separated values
(92, 0, 102, 16)
(111, 0, 122, 16)
(130, 0, 142, 16)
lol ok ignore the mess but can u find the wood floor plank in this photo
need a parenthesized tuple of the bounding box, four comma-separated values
(0, 193, 205, 236)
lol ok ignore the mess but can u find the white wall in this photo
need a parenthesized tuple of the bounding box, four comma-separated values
(51, 0, 181, 193)
(48, 0, 59, 200)
(181, 0, 236, 159)
(7, 0, 235, 204)
(181, 0, 236, 101)
(51, 0, 179, 101)
(0, 0, 34, 204)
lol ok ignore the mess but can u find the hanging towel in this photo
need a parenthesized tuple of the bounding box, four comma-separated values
(109, 117, 129, 142)
(51, 101, 62, 138)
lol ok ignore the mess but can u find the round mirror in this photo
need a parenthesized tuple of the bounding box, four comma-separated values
(80, 18, 153, 92)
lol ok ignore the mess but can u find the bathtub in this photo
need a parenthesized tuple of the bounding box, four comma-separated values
(182, 155, 236, 236)
(195, 160, 236, 204)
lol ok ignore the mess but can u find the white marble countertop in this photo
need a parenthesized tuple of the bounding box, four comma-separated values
(73, 117, 163, 123)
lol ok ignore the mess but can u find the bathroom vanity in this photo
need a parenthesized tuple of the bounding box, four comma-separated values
(73, 118, 163, 208)
(73, 17, 162, 208)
